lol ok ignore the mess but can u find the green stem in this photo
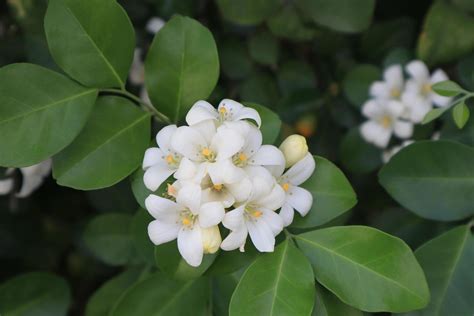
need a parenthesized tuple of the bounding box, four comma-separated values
(100, 88, 171, 124)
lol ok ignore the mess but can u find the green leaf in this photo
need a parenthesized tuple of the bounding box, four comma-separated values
(267, 5, 316, 42)
(220, 38, 253, 80)
(432, 80, 464, 97)
(206, 247, 258, 276)
(422, 107, 449, 124)
(295, 0, 375, 33)
(145, 16, 219, 123)
(277, 60, 317, 96)
(417, 1, 474, 66)
(379, 140, 474, 221)
(292, 156, 357, 228)
(403, 224, 474, 316)
(244, 102, 281, 144)
(248, 30, 279, 66)
(440, 112, 474, 146)
(83, 213, 134, 266)
(0, 272, 71, 316)
(131, 208, 155, 265)
(85, 267, 143, 316)
(343, 64, 380, 108)
(229, 240, 315, 316)
(216, 0, 280, 26)
(154, 241, 216, 280)
(44, 0, 135, 88)
(212, 273, 240, 316)
(86, 179, 137, 213)
(0, 63, 97, 167)
(110, 274, 210, 316)
(296, 226, 430, 312)
(53, 96, 150, 190)
(452, 102, 470, 129)
(313, 283, 363, 316)
(339, 127, 383, 174)
(240, 72, 280, 107)
(457, 52, 474, 90)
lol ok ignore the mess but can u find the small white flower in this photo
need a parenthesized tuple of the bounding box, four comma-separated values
(360, 99, 414, 148)
(201, 225, 222, 254)
(370, 64, 404, 100)
(146, 17, 165, 34)
(143, 125, 183, 191)
(186, 99, 261, 128)
(274, 153, 315, 226)
(405, 60, 452, 108)
(129, 48, 145, 86)
(382, 140, 414, 163)
(145, 184, 225, 267)
(220, 169, 285, 252)
(279, 134, 308, 168)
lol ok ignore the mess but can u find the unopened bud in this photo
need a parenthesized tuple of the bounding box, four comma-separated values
(279, 134, 308, 168)
(201, 226, 221, 254)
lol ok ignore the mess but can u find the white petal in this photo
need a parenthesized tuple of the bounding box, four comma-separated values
(0, 178, 13, 195)
(156, 125, 177, 153)
(393, 120, 414, 139)
(284, 153, 316, 186)
(279, 203, 294, 227)
(247, 220, 275, 252)
(145, 194, 180, 221)
(249, 145, 285, 175)
(211, 127, 244, 160)
(220, 227, 248, 251)
(148, 220, 180, 245)
(256, 184, 286, 211)
(174, 158, 197, 180)
(384, 64, 404, 88)
(16, 175, 44, 198)
(386, 100, 404, 117)
(287, 186, 313, 217)
(218, 99, 244, 120)
(199, 202, 225, 228)
(222, 205, 245, 231)
(143, 165, 174, 191)
(186, 100, 218, 126)
(178, 226, 203, 267)
(362, 100, 383, 119)
(430, 69, 448, 84)
(234, 107, 261, 127)
(404, 79, 422, 95)
(201, 187, 235, 208)
(431, 93, 451, 108)
(226, 176, 252, 202)
(261, 210, 284, 235)
(171, 126, 207, 161)
(176, 184, 202, 214)
(360, 121, 391, 148)
(146, 17, 165, 34)
(406, 97, 432, 123)
(142, 147, 164, 169)
(242, 125, 262, 157)
(190, 119, 217, 144)
(208, 159, 246, 185)
(369, 82, 390, 99)
(248, 172, 274, 202)
(406, 60, 430, 82)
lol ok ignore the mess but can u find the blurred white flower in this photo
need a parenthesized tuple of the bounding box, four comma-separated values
(370, 64, 404, 100)
(0, 160, 51, 198)
(146, 17, 165, 34)
(360, 99, 413, 148)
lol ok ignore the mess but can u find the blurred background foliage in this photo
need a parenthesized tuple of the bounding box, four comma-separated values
(1, 0, 473, 314)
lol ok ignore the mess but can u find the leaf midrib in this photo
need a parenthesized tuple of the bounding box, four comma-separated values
(296, 236, 426, 302)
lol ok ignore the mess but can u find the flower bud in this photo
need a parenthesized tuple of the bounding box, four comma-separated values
(279, 134, 308, 168)
(201, 226, 222, 254)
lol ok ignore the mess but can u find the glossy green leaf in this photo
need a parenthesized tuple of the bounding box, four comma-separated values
(85, 267, 143, 316)
(440, 113, 474, 146)
(296, 226, 430, 312)
(295, 0, 375, 33)
(44, 0, 134, 88)
(230, 240, 315, 316)
(131, 208, 155, 265)
(379, 140, 474, 221)
(213, 273, 240, 316)
(216, 0, 280, 25)
(343, 64, 380, 108)
(457, 52, 474, 90)
(220, 38, 253, 80)
(154, 241, 217, 280)
(0, 63, 97, 167)
(83, 213, 134, 266)
(292, 156, 357, 228)
(86, 179, 137, 213)
(452, 102, 470, 129)
(248, 31, 279, 66)
(244, 102, 281, 144)
(267, 5, 316, 42)
(313, 283, 363, 316)
(0, 272, 71, 316)
(206, 247, 258, 276)
(240, 72, 280, 107)
(422, 107, 449, 125)
(339, 127, 383, 174)
(145, 15, 219, 123)
(403, 224, 474, 316)
(277, 60, 317, 96)
(110, 274, 210, 316)
(53, 96, 150, 190)
(432, 80, 464, 97)
(417, 1, 474, 66)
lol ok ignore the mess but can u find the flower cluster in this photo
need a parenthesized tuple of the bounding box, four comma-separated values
(142, 100, 315, 266)
(360, 60, 451, 156)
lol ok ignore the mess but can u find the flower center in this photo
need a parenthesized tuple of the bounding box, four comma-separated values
(165, 153, 180, 167)
(421, 83, 431, 95)
(201, 147, 216, 161)
(167, 183, 177, 196)
(281, 183, 290, 192)
(379, 116, 392, 128)
(180, 210, 196, 228)
(213, 183, 223, 191)
(244, 205, 263, 220)
(390, 88, 401, 98)
(233, 152, 248, 167)
(219, 106, 227, 115)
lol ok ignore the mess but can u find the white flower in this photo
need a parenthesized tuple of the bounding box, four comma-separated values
(129, 48, 145, 86)
(0, 176, 13, 195)
(279, 134, 308, 168)
(0, 160, 52, 198)
(201, 225, 222, 254)
(146, 17, 165, 34)
(274, 153, 315, 226)
(370, 64, 404, 100)
(382, 140, 414, 163)
(143, 125, 183, 191)
(360, 99, 414, 148)
(146, 184, 225, 267)
(220, 168, 285, 252)
(405, 60, 452, 108)
(186, 99, 261, 128)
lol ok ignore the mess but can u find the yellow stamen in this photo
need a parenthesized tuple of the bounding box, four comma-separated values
(202, 148, 212, 157)
(421, 83, 431, 95)
(253, 211, 263, 218)
(390, 88, 401, 98)
(239, 152, 247, 162)
(165, 154, 174, 164)
(182, 217, 192, 227)
(219, 106, 227, 114)
(213, 184, 223, 191)
(282, 183, 290, 192)
(167, 184, 176, 196)
(380, 116, 392, 128)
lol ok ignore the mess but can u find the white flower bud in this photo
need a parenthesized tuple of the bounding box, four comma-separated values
(201, 226, 221, 254)
(279, 134, 308, 168)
